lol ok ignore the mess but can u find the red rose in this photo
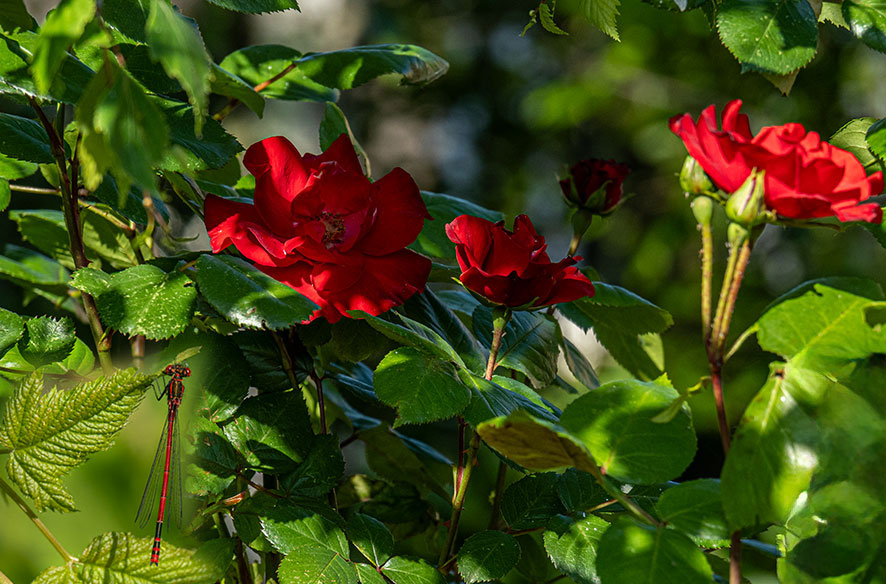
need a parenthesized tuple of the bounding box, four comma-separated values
(445, 214, 595, 309)
(204, 135, 432, 323)
(559, 158, 630, 214)
(670, 100, 884, 223)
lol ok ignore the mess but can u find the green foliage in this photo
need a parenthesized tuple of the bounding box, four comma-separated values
(543, 514, 608, 584)
(0, 112, 55, 163)
(0, 369, 150, 511)
(580, 0, 622, 40)
(17, 315, 75, 367)
(655, 479, 729, 547)
(204, 0, 299, 14)
(501, 473, 564, 529)
(457, 530, 520, 583)
(843, 0, 886, 53)
(0, 308, 24, 357)
(348, 513, 394, 567)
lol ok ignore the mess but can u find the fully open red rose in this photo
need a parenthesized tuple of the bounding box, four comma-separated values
(204, 134, 432, 323)
(670, 100, 884, 223)
(559, 158, 630, 214)
(445, 214, 595, 308)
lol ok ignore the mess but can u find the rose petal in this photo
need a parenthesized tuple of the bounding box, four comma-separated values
(359, 168, 431, 256)
(204, 194, 301, 267)
(245, 136, 309, 236)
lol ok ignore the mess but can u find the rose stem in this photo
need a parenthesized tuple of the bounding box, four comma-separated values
(29, 98, 113, 373)
(439, 308, 511, 570)
(0, 477, 73, 562)
(700, 217, 713, 339)
(488, 458, 508, 529)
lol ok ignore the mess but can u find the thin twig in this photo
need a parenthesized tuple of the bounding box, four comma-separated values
(0, 477, 74, 562)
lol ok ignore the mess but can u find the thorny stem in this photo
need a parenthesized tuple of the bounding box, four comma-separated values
(0, 477, 74, 563)
(439, 309, 511, 570)
(715, 240, 752, 353)
(709, 240, 739, 356)
(700, 220, 713, 338)
(29, 98, 112, 373)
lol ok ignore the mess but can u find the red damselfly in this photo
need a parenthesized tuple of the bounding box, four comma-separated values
(136, 363, 191, 565)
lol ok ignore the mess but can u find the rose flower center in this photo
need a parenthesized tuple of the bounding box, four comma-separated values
(319, 211, 346, 247)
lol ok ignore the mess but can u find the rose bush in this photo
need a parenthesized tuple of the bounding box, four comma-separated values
(445, 214, 595, 308)
(204, 134, 432, 322)
(559, 158, 630, 215)
(670, 100, 884, 223)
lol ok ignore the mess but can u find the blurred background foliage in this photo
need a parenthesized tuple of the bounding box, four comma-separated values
(1, 0, 884, 581)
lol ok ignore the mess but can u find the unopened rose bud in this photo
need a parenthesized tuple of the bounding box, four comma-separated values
(559, 158, 630, 216)
(691, 196, 713, 227)
(725, 169, 769, 227)
(679, 156, 715, 196)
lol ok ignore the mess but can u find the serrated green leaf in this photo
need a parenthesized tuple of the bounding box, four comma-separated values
(717, 0, 819, 74)
(30, 0, 95, 94)
(196, 254, 319, 329)
(581, 0, 621, 40)
(473, 308, 559, 388)
(829, 117, 886, 171)
(360, 311, 466, 368)
(89, 264, 197, 340)
(0, 337, 94, 380)
(223, 392, 314, 472)
(558, 379, 696, 484)
(843, 0, 886, 53)
(543, 514, 609, 584)
(205, 0, 298, 13)
(0, 0, 36, 32)
(0, 152, 37, 179)
(0, 243, 70, 295)
(656, 479, 730, 547)
(319, 101, 350, 151)
(0, 369, 150, 511)
(159, 100, 244, 173)
(211, 63, 265, 117)
(146, 0, 211, 135)
(556, 468, 606, 512)
(187, 417, 240, 496)
(413, 191, 504, 259)
(0, 308, 24, 358)
(477, 411, 599, 473)
(348, 513, 394, 567)
(460, 370, 558, 427)
(355, 563, 387, 584)
(69, 265, 110, 296)
(457, 530, 520, 583)
(820, 1, 849, 27)
(0, 112, 54, 163)
(281, 433, 344, 496)
(867, 117, 886, 162)
(596, 518, 713, 584)
(539, 1, 569, 35)
(558, 331, 599, 390)
(219, 44, 338, 102)
(502, 473, 565, 530)
(641, 0, 707, 10)
(0, 177, 9, 210)
(361, 424, 449, 500)
(261, 499, 348, 556)
(296, 44, 449, 89)
(279, 547, 356, 584)
(0, 30, 94, 104)
(33, 532, 233, 583)
(374, 347, 470, 426)
(381, 557, 446, 584)
(17, 316, 76, 367)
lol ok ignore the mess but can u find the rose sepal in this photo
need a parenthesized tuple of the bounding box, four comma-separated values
(679, 155, 717, 199)
(724, 169, 774, 228)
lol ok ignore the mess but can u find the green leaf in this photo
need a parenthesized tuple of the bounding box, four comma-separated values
(30, 0, 95, 94)
(279, 547, 357, 584)
(75, 62, 168, 193)
(319, 101, 350, 151)
(261, 499, 348, 555)
(543, 514, 609, 584)
(381, 557, 446, 584)
(281, 433, 345, 497)
(0, 243, 70, 295)
(539, 1, 569, 35)
(473, 308, 559, 388)
(219, 44, 338, 102)
(223, 392, 314, 472)
(641, 0, 707, 10)
(99, 0, 149, 42)
(0, 177, 9, 210)
(0, 152, 37, 179)
(460, 371, 558, 427)
(297, 44, 449, 89)
(558, 283, 672, 380)
(717, 0, 819, 74)
(558, 330, 599, 390)
(361, 424, 450, 500)
(187, 417, 240, 496)
(867, 117, 886, 162)
(146, 0, 211, 134)
(580, 0, 621, 40)
(501, 473, 565, 530)
(17, 316, 76, 367)
(477, 411, 599, 473)
(556, 468, 606, 513)
(656, 479, 730, 547)
(355, 563, 387, 584)
(90, 264, 197, 340)
(348, 513, 394, 567)
(211, 63, 265, 117)
(0, 112, 54, 163)
(1, 30, 94, 104)
(829, 117, 886, 171)
(457, 530, 520, 583)
(0, 0, 36, 32)
(558, 379, 696, 484)
(843, 0, 886, 53)
(0, 369, 150, 511)
(596, 518, 714, 584)
(33, 532, 233, 583)
(159, 101, 244, 173)
(204, 0, 298, 14)
(0, 308, 24, 358)
(361, 311, 467, 368)
(373, 347, 470, 426)
(196, 254, 319, 329)
(413, 191, 504, 259)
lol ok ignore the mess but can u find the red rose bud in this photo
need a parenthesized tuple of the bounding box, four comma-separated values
(671, 100, 883, 224)
(204, 134, 432, 323)
(445, 214, 595, 310)
(559, 158, 630, 215)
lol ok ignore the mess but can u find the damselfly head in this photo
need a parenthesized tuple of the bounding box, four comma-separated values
(163, 363, 192, 378)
